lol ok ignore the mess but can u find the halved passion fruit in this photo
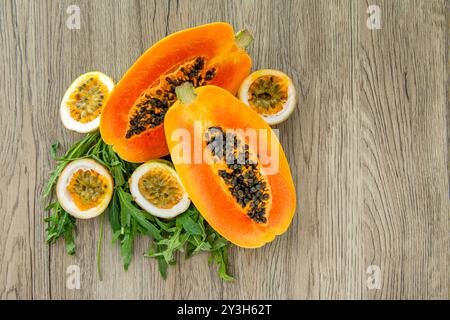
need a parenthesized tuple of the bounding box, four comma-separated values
(238, 69, 297, 125)
(56, 159, 114, 219)
(60, 72, 115, 133)
(129, 160, 190, 219)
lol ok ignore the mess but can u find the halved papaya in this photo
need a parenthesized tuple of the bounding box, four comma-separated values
(100, 23, 252, 163)
(164, 84, 296, 248)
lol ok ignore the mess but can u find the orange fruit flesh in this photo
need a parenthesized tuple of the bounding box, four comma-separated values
(67, 169, 109, 211)
(204, 127, 271, 225)
(125, 56, 217, 139)
(100, 23, 252, 163)
(165, 85, 296, 248)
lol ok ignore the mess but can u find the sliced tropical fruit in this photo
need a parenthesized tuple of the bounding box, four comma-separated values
(56, 159, 114, 219)
(100, 22, 252, 163)
(129, 160, 190, 219)
(238, 69, 297, 125)
(60, 72, 114, 133)
(164, 83, 296, 248)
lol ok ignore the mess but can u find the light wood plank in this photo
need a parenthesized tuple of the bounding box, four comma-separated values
(356, 0, 448, 299)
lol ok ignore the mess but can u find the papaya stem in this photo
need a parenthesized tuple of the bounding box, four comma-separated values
(175, 82, 197, 105)
(235, 29, 254, 50)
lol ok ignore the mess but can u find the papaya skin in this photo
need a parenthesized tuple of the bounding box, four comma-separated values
(164, 85, 296, 248)
(100, 23, 252, 163)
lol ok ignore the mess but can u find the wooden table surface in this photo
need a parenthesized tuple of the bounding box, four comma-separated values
(0, 0, 448, 300)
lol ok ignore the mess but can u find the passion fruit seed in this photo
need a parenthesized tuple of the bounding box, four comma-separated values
(205, 126, 269, 223)
(126, 56, 217, 139)
(67, 169, 108, 210)
(248, 75, 288, 116)
(138, 168, 184, 209)
(67, 76, 108, 123)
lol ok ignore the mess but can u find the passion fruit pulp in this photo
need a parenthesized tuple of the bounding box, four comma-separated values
(129, 160, 190, 219)
(56, 159, 114, 219)
(60, 72, 114, 133)
(238, 69, 297, 125)
(248, 75, 288, 115)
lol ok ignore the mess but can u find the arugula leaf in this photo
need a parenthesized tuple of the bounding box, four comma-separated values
(99, 143, 127, 187)
(178, 213, 203, 236)
(117, 187, 162, 240)
(186, 235, 212, 258)
(108, 191, 121, 233)
(50, 143, 59, 160)
(209, 246, 234, 281)
(43, 132, 235, 281)
(156, 245, 168, 279)
(63, 229, 76, 256)
(120, 226, 134, 270)
(144, 204, 234, 280)
(45, 202, 76, 255)
(97, 213, 105, 281)
(43, 132, 101, 199)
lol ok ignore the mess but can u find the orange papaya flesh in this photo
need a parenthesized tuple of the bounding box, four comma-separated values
(100, 23, 252, 163)
(164, 85, 296, 248)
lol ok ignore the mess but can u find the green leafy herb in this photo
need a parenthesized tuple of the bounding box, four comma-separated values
(117, 187, 162, 240)
(43, 131, 234, 280)
(145, 205, 234, 281)
(97, 212, 105, 280)
(44, 202, 76, 255)
(210, 246, 234, 281)
(43, 132, 101, 199)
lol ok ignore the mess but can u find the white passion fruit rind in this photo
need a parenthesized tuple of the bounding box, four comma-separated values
(129, 160, 191, 219)
(60, 71, 115, 133)
(56, 158, 114, 219)
(238, 69, 297, 125)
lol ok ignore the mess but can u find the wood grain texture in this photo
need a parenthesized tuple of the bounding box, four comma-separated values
(0, 0, 448, 300)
